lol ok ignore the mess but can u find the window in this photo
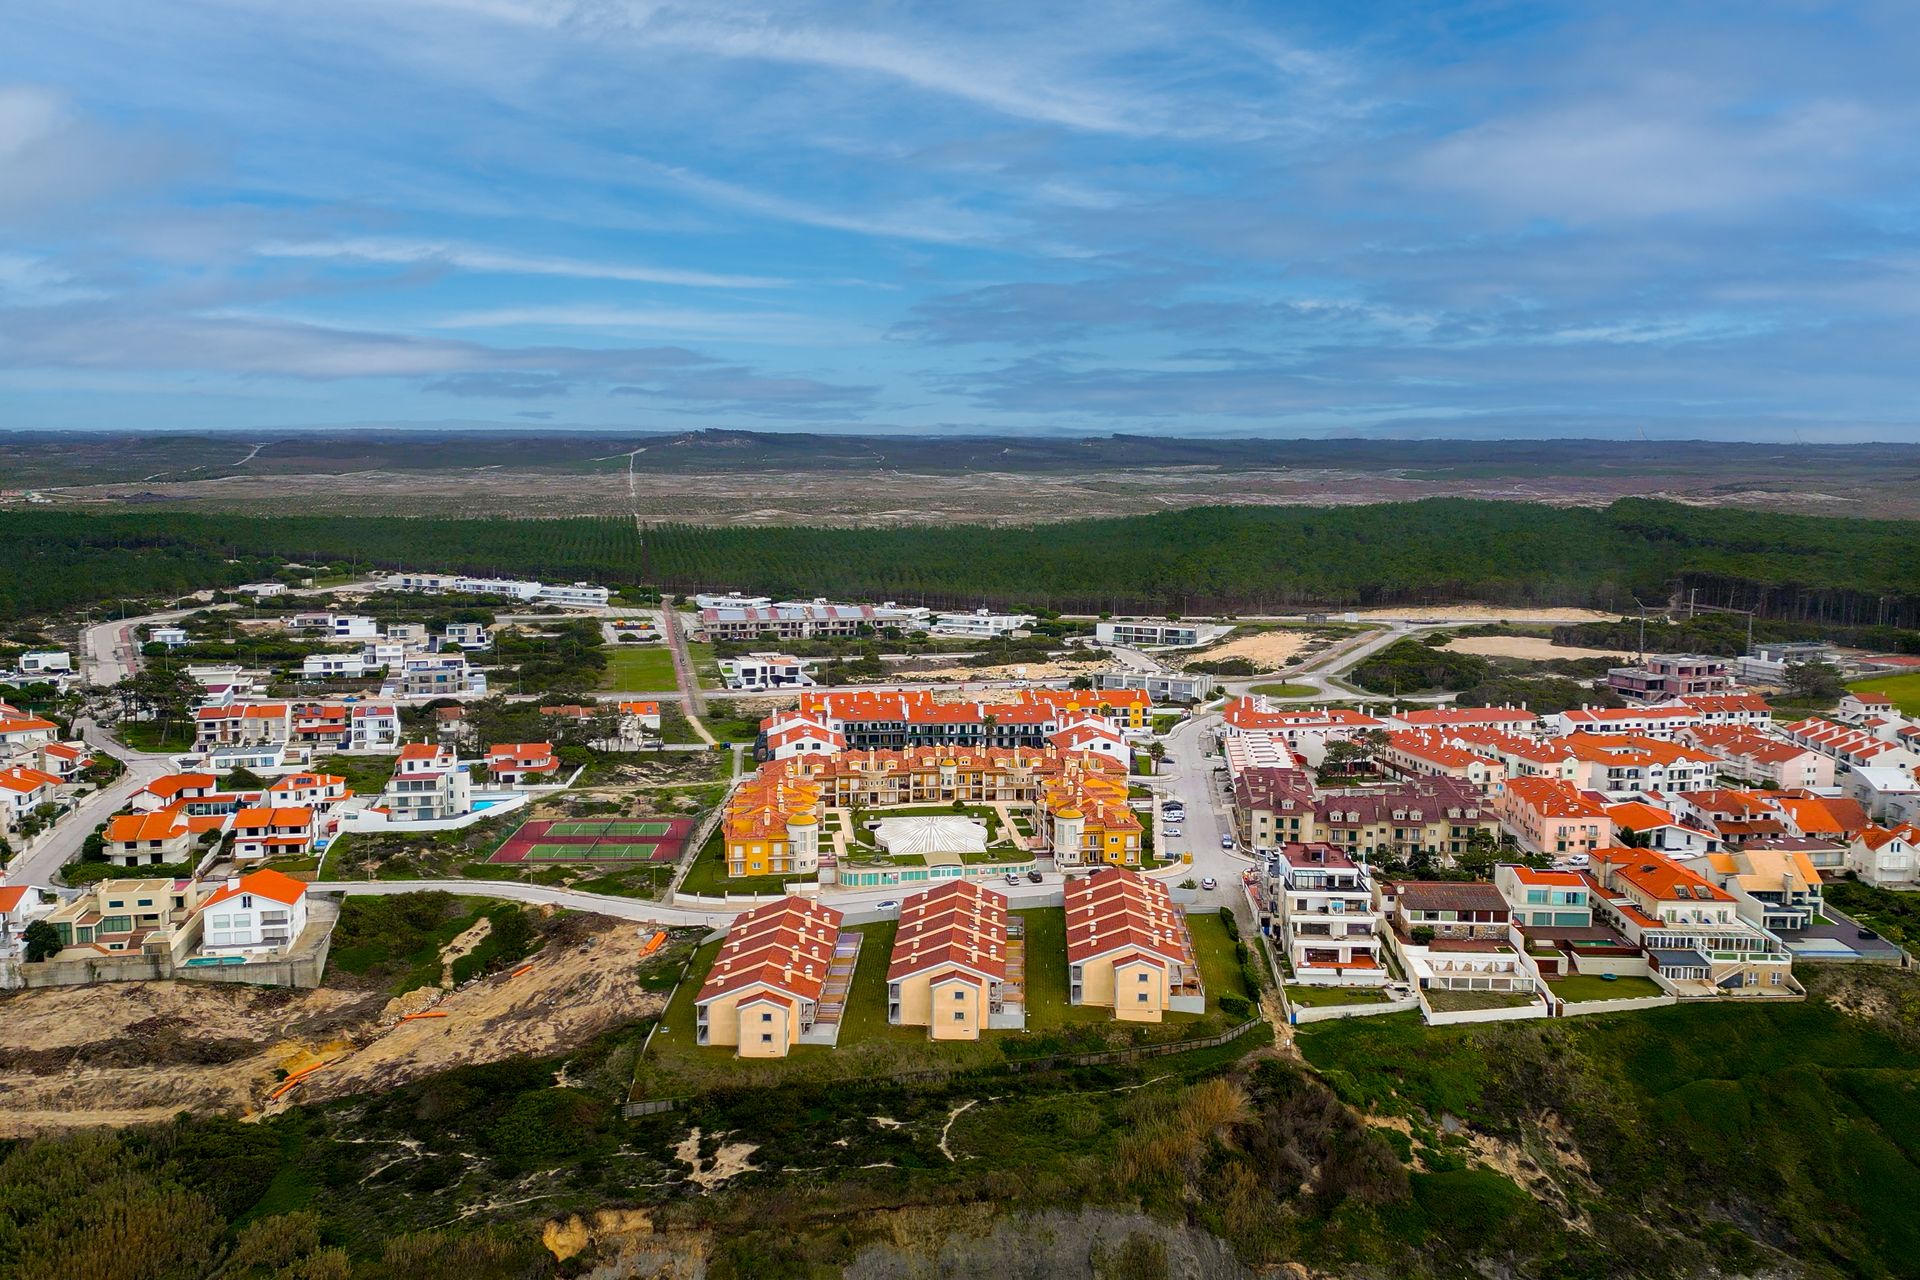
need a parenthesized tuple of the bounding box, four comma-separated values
(1137, 993, 1150, 1003)
(1137, 972, 1149, 982)
(760, 1034, 773, 1043)
(953, 990, 966, 1000)
(953, 1012, 966, 1022)
(761, 1011, 773, 1022)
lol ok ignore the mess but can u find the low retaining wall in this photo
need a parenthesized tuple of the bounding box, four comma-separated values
(1291, 997, 1421, 1025)
(1419, 995, 1550, 1026)
(1552, 993, 1676, 1018)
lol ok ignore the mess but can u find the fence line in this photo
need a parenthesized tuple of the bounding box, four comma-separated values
(621, 1017, 1265, 1118)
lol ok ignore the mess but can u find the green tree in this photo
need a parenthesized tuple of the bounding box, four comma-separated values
(22, 920, 60, 962)
(1785, 660, 1847, 705)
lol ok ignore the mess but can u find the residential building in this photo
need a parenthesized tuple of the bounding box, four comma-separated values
(1777, 717, 1920, 775)
(443, 621, 492, 650)
(1094, 668, 1216, 704)
(1585, 849, 1795, 995)
(361, 640, 408, 671)
(41, 878, 211, 955)
(1604, 654, 1731, 704)
(266, 772, 350, 808)
(887, 880, 1024, 1037)
(0, 883, 55, 958)
(1845, 767, 1920, 826)
(0, 706, 61, 756)
(695, 896, 849, 1057)
(486, 742, 561, 786)
(1735, 642, 1837, 685)
(103, 808, 197, 866)
(1064, 869, 1204, 1021)
(1222, 697, 1385, 749)
(1677, 693, 1775, 729)
(349, 703, 402, 752)
(234, 581, 287, 598)
(1379, 880, 1512, 941)
(535, 582, 612, 608)
(18, 650, 72, 674)
(379, 743, 473, 821)
(1380, 880, 1532, 996)
(1849, 824, 1920, 888)
(195, 702, 291, 749)
(1231, 765, 1318, 851)
(1684, 726, 1835, 790)
(392, 655, 487, 698)
(720, 653, 814, 691)
(1312, 779, 1500, 863)
(1496, 776, 1613, 857)
(1383, 706, 1540, 733)
(1700, 847, 1823, 933)
(1093, 620, 1232, 648)
(1221, 729, 1300, 781)
(1604, 800, 1720, 856)
(1495, 864, 1593, 929)
(693, 592, 772, 610)
(230, 807, 316, 860)
(300, 653, 368, 680)
(931, 609, 1035, 639)
(768, 688, 1150, 755)
(0, 765, 61, 828)
(1838, 690, 1898, 722)
(1549, 704, 1702, 738)
(1265, 842, 1385, 986)
(1378, 730, 1508, 796)
(193, 869, 310, 953)
(290, 613, 379, 640)
(698, 600, 924, 642)
(150, 625, 189, 648)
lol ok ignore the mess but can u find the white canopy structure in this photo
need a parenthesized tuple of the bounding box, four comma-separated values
(874, 815, 988, 859)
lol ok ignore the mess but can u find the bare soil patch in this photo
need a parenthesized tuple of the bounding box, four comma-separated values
(1441, 636, 1628, 662)
(1179, 629, 1312, 672)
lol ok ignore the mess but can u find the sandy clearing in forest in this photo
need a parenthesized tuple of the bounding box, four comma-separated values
(1345, 606, 1620, 623)
(1441, 637, 1629, 662)
(1177, 630, 1312, 672)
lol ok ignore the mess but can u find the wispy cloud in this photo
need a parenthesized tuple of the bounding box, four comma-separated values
(255, 235, 787, 288)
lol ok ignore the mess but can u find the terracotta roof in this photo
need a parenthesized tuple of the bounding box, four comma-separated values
(888, 880, 1008, 982)
(232, 806, 313, 831)
(1388, 880, 1510, 913)
(106, 809, 190, 844)
(199, 868, 309, 909)
(1592, 848, 1734, 904)
(696, 896, 844, 1005)
(1504, 775, 1608, 820)
(1064, 869, 1192, 969)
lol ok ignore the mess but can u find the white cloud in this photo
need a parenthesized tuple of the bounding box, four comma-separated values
(254, 236, 786, 288)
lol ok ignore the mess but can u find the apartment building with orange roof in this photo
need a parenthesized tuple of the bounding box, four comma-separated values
(485, 741, 561, 786)
(723, 760, 826, 878)
(1222, 697, 1384, 749)
(1778, 716, 1920, 774)
(230, 807, 316, 861)
(1378, 730, 1508, 795)
(1495, 776, 1613, 857)
(1585, 849, 1794, 995)
(1549, 704, 1702, 739)
(1064, 868, 1203, 1021)
(695, 896, 850, 1056)
(103, 807, 198, 867)
(887, 880, 1024, 1037)
(1677, 693, 1774, 729)
(1683, 725, 1833, 790)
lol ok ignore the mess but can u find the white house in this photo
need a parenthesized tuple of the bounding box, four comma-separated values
(443, 621, 491, 650)
(720, 653, 814, 692)
(380, 743, 473, 820)
(150, 626, 190, 648)
(301, 653, 368, 680)
(360, 641, 409, 671)
(194, 869, 310, 953)
(1849, 824, 1920, 888)
(931, 609, 1036, 639)
(1263, 842, 1386, 987)
(349, 703, 402, 752)
(235, 581, 288, 597)
(230, 806, 316, 860)
(535, 582, 612, 608)
(0, 883, 57, 958)
(18, 650, 71, 675)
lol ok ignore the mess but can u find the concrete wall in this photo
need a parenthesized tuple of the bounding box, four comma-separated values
(1291, 996, 1421, 1025)
(1552, 993, 1676, 1018)
(1419, 994, 1549, 1026)
(7, 899, 337, 990)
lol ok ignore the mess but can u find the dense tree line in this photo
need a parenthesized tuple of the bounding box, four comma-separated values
(3, 498, 1917, 623)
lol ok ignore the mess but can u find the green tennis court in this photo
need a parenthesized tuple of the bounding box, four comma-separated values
(546, 820, 673, 837)
(523, 841, 663, 861)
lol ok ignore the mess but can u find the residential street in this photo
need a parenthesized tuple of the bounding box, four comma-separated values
(5, 720, 176, 888)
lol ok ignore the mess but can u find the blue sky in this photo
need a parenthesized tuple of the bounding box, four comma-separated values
(3, 0, 1918, 438)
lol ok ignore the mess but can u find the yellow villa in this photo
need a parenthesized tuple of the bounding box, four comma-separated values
(693, 896, 853, 1057)
(887, 880, 1025, 1038)
(1064, 868, 1204, 1022)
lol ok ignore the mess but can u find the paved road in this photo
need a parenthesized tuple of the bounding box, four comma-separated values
(6, 721, 177, 887)
(308, 878, 743, 927)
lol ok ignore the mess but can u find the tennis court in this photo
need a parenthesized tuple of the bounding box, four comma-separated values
(546, 820, 673, 837)
(492, 816, 694, 865)
(523, 841, 663, 862)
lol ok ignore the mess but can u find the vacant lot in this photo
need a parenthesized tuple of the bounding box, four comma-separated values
(601, 644, 679, 690)
(1441, 636, 1628, 661)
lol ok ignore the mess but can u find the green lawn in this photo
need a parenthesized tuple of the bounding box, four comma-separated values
(1548, 974, 1664, 1002)
(1186, 912, 1252, 1001)
(1849, 671, 1920, 716)
(114, 719, 196, 752)
(685, 639, 721, 685)
(600, 643, 678, 691)
(1250, 682, 1319, 697)
(1424, 988, 1539, 1012)
(1286, 984, 1391, 1008)
(675, 824, 816, 897)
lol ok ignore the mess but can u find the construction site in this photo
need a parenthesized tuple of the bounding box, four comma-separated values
(0, 907, 690, 1138)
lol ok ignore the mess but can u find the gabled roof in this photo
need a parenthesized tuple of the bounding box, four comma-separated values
(1592, 848, 1734, 904)
(106, 808, 191, 843)
(889, 880, 1008, 982)
(1064, 869, 1192, 969)
(199, 867, 309, 909)
(696, 896, 844, 1005)
(1388, 880, 1510, 913)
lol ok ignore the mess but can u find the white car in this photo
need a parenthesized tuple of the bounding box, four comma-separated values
(1201, 876, 1218, 890)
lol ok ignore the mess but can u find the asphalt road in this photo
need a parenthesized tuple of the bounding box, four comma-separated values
(6, 720, 177, 887)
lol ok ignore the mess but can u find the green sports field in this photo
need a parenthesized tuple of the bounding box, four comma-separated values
(546, 820, 672, 837)
(522, 841, 663, 861)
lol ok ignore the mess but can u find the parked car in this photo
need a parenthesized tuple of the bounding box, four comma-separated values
(1165, 825, 1182, 837)
(1201, 876, 1218, 890)
(1005, 872, 1022, 885)
(1220, 834, 1234, 849)
(1027, 870, 1044, 883)
(877, 899, 899, 910)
